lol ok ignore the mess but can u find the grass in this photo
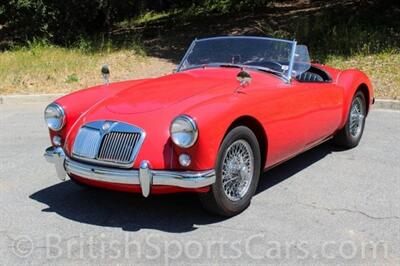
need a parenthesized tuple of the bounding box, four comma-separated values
(1, 44, 398, 99)
(0, 42, 174, 95)
(325, 52, 400, 100)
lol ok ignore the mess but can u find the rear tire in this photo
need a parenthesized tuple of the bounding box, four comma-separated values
(333, 91, 367, 148)
(199, 126, 261, 216)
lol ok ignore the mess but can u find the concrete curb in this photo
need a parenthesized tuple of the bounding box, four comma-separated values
(0, 94, 64, 105)
(0, 93, 399, 110)
(373, 99, 400, 111)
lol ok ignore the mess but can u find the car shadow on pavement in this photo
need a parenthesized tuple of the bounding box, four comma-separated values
(256, 141, 338, 194)
(30, 141, 338, 233)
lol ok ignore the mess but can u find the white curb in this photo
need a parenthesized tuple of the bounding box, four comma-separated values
(373, 99, 400, 110)
(0, 94, 64, 105)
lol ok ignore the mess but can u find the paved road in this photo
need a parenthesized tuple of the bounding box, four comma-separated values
(0, 103, 399, 265)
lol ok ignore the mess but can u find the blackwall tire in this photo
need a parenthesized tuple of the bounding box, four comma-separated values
(199, 126, 261, 216)
(333, 91, 367, 149)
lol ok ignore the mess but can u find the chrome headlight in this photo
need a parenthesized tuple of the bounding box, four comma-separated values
(170, 115, 198, 148)
(44, 103, 66, 131)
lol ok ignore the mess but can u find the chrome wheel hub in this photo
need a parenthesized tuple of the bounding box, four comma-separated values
(350, 97, 365, 137)
(221, 139, 254, 201)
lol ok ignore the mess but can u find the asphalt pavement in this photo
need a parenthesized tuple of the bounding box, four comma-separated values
(0, 103, 399, 265)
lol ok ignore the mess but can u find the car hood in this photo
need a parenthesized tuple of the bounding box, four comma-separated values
(104, 70, 235, 114)
(64, 68, 285, 167)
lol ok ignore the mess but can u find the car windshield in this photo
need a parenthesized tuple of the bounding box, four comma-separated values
(178, 36, 310, 81)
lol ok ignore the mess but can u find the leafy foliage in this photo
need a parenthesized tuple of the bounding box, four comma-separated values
(0, 0, 398, 57)
(1, 0, 134, 45)
(0, 1, 275, 46)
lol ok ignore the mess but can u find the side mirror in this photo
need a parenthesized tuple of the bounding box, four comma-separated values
(101, 64, 110, 85)
(236, 70, 252, 87)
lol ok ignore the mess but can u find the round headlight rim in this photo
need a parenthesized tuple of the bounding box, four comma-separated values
(45, 102, 66, 131)
(170, 114, 198, 148)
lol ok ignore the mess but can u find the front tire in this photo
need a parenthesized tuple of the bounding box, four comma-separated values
(199, 126, 261, 216)
(334, 91, 367, 148)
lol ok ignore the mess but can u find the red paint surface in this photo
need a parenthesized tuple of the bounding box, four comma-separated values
(50, 64, 373, 194)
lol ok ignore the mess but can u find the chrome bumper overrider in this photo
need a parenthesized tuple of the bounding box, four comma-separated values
(44, 146, 215, 197)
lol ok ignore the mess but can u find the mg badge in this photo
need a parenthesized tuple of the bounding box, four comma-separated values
(102, 122, 111, 131)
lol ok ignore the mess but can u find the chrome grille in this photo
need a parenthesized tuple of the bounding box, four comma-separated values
(71, 121, 145, 168)
(72, 127, 101, 159)
(97, 132, 141, 163)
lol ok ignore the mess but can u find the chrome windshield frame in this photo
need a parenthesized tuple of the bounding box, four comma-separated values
(177, 39, 197, 71)
(287, 40, 297, 82)
(177, 36, 298, 83)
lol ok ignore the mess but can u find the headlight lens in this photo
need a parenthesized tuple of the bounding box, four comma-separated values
(170, 115, 198, 148)
(44, 103, 66, 131)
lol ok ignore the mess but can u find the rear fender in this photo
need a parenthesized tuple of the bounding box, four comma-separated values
(336, 69, 374, 129)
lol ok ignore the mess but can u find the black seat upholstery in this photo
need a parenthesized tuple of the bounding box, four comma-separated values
(296, 71, 324, 82)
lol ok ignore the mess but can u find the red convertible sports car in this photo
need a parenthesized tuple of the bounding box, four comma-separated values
(44, 36, 374, 216)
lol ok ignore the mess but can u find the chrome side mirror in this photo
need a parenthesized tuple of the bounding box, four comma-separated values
(101, 64, 110, 85)
(237, 70, 252, 87)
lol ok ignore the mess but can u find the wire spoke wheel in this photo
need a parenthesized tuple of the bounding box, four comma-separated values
(349, 97, 365, 137)
(199, 126, 261, 216)
(333, 91, 367, 149)
(221, 139, 254, 201)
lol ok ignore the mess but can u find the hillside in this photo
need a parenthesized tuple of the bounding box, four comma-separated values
(0, 0, 398, 98)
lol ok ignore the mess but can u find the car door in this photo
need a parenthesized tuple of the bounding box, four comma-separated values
(290, 45, 344, 148)
(254, 77, 317, 167)
(293, 80, 344, 147)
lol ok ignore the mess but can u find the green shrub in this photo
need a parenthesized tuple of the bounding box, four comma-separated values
(65, 73, 79, 83)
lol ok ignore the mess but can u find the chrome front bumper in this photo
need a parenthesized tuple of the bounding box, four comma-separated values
(44, 146, 215, 197)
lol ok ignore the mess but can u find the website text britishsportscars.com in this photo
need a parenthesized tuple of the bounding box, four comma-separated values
(8, 232, 393, 263)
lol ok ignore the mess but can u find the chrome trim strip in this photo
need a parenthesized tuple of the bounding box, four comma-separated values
(177, 39, 196, 71)
(196, 35, 295, 44)
(44, 146, 216, 197)
(287, 40, 297, 83)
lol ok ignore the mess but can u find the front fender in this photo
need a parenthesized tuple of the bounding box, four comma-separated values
(179, 93, 255, 170)
(47, 79, 148, 144)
